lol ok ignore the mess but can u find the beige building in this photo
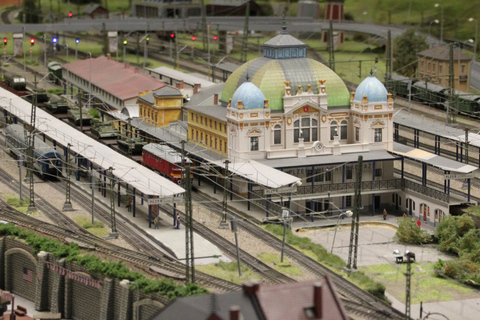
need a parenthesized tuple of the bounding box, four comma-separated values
(417, 46, 472, 92)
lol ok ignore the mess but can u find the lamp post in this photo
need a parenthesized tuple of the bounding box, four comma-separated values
(281, 207, 290, 262)
(435, 3, 444, 43)
(230, 218, 241, 276)
(330, 210, 353, 253)
(428, 20, 439, 37)
(469, 17, 478, 61)
(75, 38, 79, 61)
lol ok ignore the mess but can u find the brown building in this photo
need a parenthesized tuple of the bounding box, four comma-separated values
(417, 46, 472, 92)
(206, 0, 262, 16)
(322, 0, 345, 45)
(151, 277, 349, 320)
(82, 3, 109, 19)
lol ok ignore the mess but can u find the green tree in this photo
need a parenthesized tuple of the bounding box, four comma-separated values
(393, 28, 428, 77)
(436, 214, 476, 254)
(20, 0, 40, 24)
(394, 217, 430, 244)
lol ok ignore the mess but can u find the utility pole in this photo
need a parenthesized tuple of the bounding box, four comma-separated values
(91, 167, 95, 224)
(347, 156, 363, 270)
(465, 128, 469, 164)
(385, 29, 392, 82)
(448, 43, 455, 124)
(185, 163, 195, 283)
(18, 158, 23, 201)
(200, 0, 208, 51)
(63, 143, 74, 211)
(26, 73, 38, 212)
(220, 160, 230, 229)
(107, 166, 118, 239)
(231, 218, 241, 276)
(328, 20, 335, 72)
(404, 254, 414, 319)
(241, 2, 250, 63)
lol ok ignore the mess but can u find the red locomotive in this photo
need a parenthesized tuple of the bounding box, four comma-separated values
(142, 143, 193, 184)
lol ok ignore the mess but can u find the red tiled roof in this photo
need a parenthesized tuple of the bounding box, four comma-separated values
(63, 56, 165, 101)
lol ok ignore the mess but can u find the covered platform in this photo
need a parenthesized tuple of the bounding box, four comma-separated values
(0, 87, 184, 228)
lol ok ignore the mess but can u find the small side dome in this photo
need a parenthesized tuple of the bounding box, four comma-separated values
(231, 82, 266, 110)
(354, 75, 388, 102)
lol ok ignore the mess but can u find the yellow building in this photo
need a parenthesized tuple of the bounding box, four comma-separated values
(186, 102, 228, 157)
(417, 46, 472, 92)
(137, 86, 183, 127)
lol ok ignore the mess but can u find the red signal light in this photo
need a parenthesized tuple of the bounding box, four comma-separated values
(69, 12, 73, 17)
(213, 35, 218, 40)
(170, 33, 175, 39)
(191, 36, 196, 41)
(30, 38, 35, 46)
(3, 38, 7, 45)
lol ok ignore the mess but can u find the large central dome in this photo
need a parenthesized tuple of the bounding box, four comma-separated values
(221, 20, 350, 110)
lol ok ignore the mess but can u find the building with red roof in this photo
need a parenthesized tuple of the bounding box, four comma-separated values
(62, 55, 166, 110)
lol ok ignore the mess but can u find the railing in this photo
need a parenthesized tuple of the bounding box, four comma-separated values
(296, 179, 404, 195)
(404, 180, 449, 203)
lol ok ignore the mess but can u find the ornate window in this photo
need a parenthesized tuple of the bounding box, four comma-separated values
(273, 124, 282, 145)
(374, 128, 382, 142)
(340, 120, 348, 140)
(355, 127, 360, 141)
(330, 121, 338, 140)
(250, 137, 259, 151)
(294, 118, 317, 143)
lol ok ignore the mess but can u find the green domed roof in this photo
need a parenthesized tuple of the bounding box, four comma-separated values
(221, 57, 350, 110)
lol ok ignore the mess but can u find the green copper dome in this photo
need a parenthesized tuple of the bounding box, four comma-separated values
(222, 57, 350, 110)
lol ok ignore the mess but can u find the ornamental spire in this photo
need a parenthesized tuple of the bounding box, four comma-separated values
(281, 14, 287, 33)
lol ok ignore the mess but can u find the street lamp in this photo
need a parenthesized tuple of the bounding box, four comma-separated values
(330, 210, 353, 253)
(75, 38, 79, 61)
(469, 17, 478, 61)
(435, 3, 444, 43)
(428, 20, 439, 37)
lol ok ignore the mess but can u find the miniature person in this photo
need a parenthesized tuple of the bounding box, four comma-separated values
(126, 198, 133, 212)
(383, 209, 387, 220)
(403, 212, 407, 218)
(154, 216, 160, 229)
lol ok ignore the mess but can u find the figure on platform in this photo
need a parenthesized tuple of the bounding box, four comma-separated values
(383, 209, 387, 220)
(126, 198, 133, 212)
(154, 216, 160, 229)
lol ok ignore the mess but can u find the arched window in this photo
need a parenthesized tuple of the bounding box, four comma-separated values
(340, 120, 348, 140)
(330, 121, 338, 140)
(274, 124, 282, 145)
(294, 117, 317, 143)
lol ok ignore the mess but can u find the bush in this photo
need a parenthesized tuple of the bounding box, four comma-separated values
(348, 271, 387, 301)
(436, 215, 476, 254)
(394, 217, 430, 244)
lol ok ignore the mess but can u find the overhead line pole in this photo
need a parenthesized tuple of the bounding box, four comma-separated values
(241, 2, 250, 63)
(347, 156, 363, 270)
(26, 72, 38, 212)
(328, 20, 335, 72)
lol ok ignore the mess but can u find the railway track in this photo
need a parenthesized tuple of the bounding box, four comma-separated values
(159, 192, 406, 320)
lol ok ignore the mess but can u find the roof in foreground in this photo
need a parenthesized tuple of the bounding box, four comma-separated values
(210, 159, 301, 188)
(147, 66, 216, 88)
(0, 87, 184, 197)
(392, 142, 478, 173)
(63, 56, 165, 101)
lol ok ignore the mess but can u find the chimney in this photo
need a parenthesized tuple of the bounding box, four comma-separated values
(179, 80, 184, 89)
(107, 53, 111, 60)
(242, 280, 260, 297)
(176, 82, 181, 89)
(134, 67, 140, 74)
(313, 282, 322, 318)
(214, 94, 219, 105)
(125, 62, 130, 69)
(194, 83, 201, 94)
(229, 306, 240, 320)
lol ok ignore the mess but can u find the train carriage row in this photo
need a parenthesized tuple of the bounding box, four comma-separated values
(386, 74, 480, 116)
(142, 143, 193, 184)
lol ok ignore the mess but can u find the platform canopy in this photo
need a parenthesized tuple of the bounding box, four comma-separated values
(211, 159, 301, 189)
(0, 88, 184, 197)
(392, 142, 478, 174)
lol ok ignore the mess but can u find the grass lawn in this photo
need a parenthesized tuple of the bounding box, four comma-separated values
(360, 262, 477, 304)
(2, 193, 30, 215)
(196, 261, 259, 284)
(74, 216, 109, 238)
(258, 252, 302, 276)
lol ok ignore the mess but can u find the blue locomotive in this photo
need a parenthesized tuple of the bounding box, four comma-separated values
(5, 124, 63, 179)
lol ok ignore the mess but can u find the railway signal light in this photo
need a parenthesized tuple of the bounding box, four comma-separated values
(69, 12, 73, 18)
(52, 37, 58, 44)
(123, 40, 127, 45)
(213, 35, 218, 40)
(30, 38, 35, 46)
(146, 36, 150, 45)
(191, 36, 196, 41)
(75, 38, 80, 44)
(170, 33, 176, 40)
(3, 38, 7, 46)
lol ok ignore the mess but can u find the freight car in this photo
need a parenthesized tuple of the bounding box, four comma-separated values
(5, 124, 63, 179)
(48, 61, 63, 85)
(3, 73, 26, 91)
(142, 143, 193, 184)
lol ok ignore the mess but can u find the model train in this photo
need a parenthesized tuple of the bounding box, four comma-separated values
(142, 143, 193, 184)
(385, 74, 480, 116)
(47, 61, 63, 85)
(5, 124, 63, 179)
